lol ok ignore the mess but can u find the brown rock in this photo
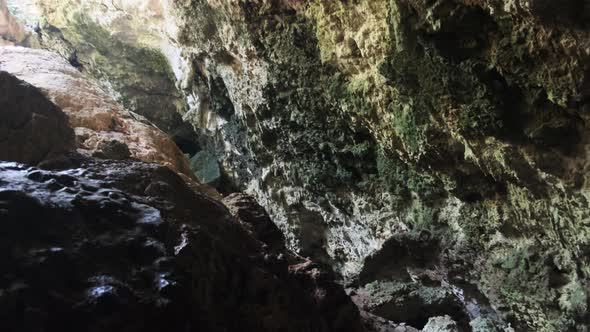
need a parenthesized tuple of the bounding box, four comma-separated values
(0, 0, 30, 46)
(0, 46, 194, 179)
(92, 140, 131, 160)
(0, 71, 75, 164)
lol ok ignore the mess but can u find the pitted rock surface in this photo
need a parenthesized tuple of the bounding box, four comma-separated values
(0, 156, 363, 332)
(8, 0, 590, 330)
(423, 316, 460, 332)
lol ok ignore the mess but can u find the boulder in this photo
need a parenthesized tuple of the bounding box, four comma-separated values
(223, 192, 286, 251)
(0, 46, 194, 179)
(0, 71, 75, 164)
(0, 155, 364, 332)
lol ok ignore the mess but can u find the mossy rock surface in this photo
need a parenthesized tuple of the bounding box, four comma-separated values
(31, 0, 590, 330)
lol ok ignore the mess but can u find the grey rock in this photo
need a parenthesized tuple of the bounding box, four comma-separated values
(223, 192, 285, 251)
(422, 316, 459, 332)
(189, 150, 220, 184)
(24, 0, 590, 330)
(470, 317, 514, 332)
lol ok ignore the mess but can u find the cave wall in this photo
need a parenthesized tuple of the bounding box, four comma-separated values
(0, 44, 365, 332)
(19, 0, 590, 330)
(22, 0, 198, 144)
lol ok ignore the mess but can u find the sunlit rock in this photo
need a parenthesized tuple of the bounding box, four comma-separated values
(0, 46, 194, 179)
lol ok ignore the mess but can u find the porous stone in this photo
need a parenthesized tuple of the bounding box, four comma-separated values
(15, 0, 590, 330)
(223, 192, 286, 251)
(422, 316, 459, 332)
(0, 155, 364, 332)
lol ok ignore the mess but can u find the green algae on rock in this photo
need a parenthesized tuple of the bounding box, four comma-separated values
(18, 0, 590, 330)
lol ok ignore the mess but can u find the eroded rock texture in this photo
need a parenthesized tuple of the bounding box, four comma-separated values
(0, 46, 194, 179)
(0, 53, 362, 332)
(0, 71, 74, 164)
(0, 0, 36, 46)
(0, 155, 363, 332)
(13, 0, 590, 330)
(14, 0, 197, 145)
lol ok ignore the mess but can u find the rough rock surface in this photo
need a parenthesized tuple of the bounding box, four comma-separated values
(0, 155, 364, 332)
(13, 0, 197, 145)
(0, 56, 362, 331)
(189, 150, 221, 185)
(223, 192, 287, 252)
(0, 0, 34, 46)
(423, 316, 460, 332)
(0, 46, 194, 178)
(15, 0, 590, 330)
(0, 71, 75, 164)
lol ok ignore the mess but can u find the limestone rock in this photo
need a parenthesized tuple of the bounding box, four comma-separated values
(222, 191, 367, 331)
(18, 0, 590, 330)
(14, 0, 196, 143)
(0, 0, 32, 46)
(0, 71, 75, 164)
(92, 140, 132, 160)
(223, 192, 286, 251)
(422, 316, 459, 332)
(0, 46, 193, 179)
(360, 310, 420, 332)
(352, 280, 470, 330)
(469, 317, 511, 332)
(0, 155, 364, 332)
(189, 150, 220, 185)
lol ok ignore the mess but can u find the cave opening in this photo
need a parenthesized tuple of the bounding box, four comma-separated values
(1, 0, 590, 331)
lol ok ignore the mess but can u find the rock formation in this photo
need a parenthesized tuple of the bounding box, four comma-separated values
(4, 0, 590, 330)
(0, 0, 33, 46)
(0, 46, 193, 179)
(0, 61, 363, 332)
(0, 71, 75, 164)
(0, 156, 364, 332)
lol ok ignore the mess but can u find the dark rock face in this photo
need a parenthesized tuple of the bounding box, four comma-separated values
(223, 192, 367, 331)
(0, 71, 75, 164)
(0, 155, 363, 332)
(224, 192, 286, 251)
(92, 140, 131, 160)
(18, 0, 590, 330)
